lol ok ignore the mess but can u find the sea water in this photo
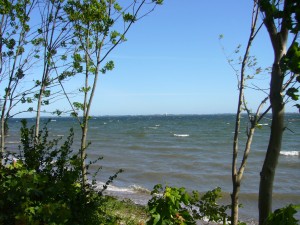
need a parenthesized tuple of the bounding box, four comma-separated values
(5, 114, 300, 223)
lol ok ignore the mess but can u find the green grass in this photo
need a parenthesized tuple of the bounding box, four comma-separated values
(101, 196, 149, 225)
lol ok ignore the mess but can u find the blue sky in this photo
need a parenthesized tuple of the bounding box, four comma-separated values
(8, 0, 299, 116)
(88, 0, 283, 115)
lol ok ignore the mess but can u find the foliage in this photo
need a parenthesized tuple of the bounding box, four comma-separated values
(191, 187, 233, 225)
(265, 204, 300, 225)
(281, 42, 300, 104)
(147, 184, 195, 225)
(100, 196, 149, 225)
(0, 0, 37, 157)
(259, 0, 300, 109)
(257, 1, 299, 223)
(62, 0, 163, 187)
(0, 120, 117, 225)
(147, 185, 239, 225)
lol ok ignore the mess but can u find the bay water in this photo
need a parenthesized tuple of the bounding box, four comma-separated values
(6, 114, 300, 223)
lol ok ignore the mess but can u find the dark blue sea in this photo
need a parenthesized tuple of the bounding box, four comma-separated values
(5, 114, 300, 223)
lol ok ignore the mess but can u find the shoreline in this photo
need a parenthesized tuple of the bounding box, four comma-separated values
(100, 184, 259, 225)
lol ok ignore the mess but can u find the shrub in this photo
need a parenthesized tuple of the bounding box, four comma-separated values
(147, 185, 240, 225)
(191, 187, 231, 225)
(147, 184, 196, 225)
(0, 119, 116, 225)
(265, 204, 300, 225)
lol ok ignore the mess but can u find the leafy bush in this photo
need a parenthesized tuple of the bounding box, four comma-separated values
(0, 119, 116, 225)
(147, 184, 196, 225)
(265, 204, 300, 225)
(191, 187, 232, 225)
(147, 185, 243, 225)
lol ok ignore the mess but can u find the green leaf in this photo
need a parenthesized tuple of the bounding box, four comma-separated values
(123, 13, 136, 22)
(79, 87, 91, 93)
(27, 97, 32, 103)
(21, 97, 26, 103)
(6, 38, 16, 49)
(114, 3, 122, 11)
(153, 213, 161, 225)
(153, 0, 163, 5)
(287, 88, 299, 101)
(70, 112, 78, 117)
(16, 46, 25, 55)
(15, 68, 25, 79)
(73, 102, 84, 110)
(101, 61, 114, 74)
(43, 90, 50, 97)
(61, 55, 67, 60)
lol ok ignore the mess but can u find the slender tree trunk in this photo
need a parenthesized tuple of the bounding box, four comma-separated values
(0, 111, 5, 163)
(231, 3, 259, 224)
(0, 79, 12, 163)
(35, 87, 44, 142)
(259, 63, 285, 224)
(80, 121, 88, 187)
(80, 23, 90, 187)
(231, 179, 240, 225)
(258, 0, 289, 220)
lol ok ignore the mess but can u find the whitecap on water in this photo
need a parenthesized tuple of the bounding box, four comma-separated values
(148, 127, 158, 129)
(173, 134, 189, 137)
(129, 184, 151, 194)
(280, 151, 299, 156)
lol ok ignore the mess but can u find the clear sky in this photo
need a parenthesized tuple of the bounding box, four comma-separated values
(8, 0, 299, 116)
(88, 0, 283, 116)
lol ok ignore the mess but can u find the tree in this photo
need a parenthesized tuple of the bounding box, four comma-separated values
(1, 0, 162, 186)
(0, 0, 74, 159)
(223, 1, 299, 223)
(0, 0, 37, 163)
(229, 2, 265, 224)
(258, 0, 299, 224)
(32, 0, 73, 143)
(63, 0, 163, 187)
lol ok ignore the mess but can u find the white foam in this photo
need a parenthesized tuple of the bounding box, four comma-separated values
(95, 182, 150, 195)
(95, 181, 133, 193)
(129, 184, 151, 194)
(280, 151, 299, 156)
(6, 141, 20, 144)
(148, 127, 158, 129)
(174, 134, 189, 137)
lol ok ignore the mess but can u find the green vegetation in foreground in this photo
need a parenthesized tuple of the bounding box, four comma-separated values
(101, 196, 148, 225)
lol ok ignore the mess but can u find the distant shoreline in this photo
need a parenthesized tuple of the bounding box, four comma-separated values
(10, 112, 300, 119)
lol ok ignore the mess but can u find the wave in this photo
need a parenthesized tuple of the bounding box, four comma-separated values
(257, 123, 268, 126)
(129, 185, 151, 194)
(148, 127, 158, 129)
(173, 134, 189, 137)
(94, 182, 151, 205)
(95, 182, 150, 195)
(280, 151, 299, 156)
(6, 141, 20, 144)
